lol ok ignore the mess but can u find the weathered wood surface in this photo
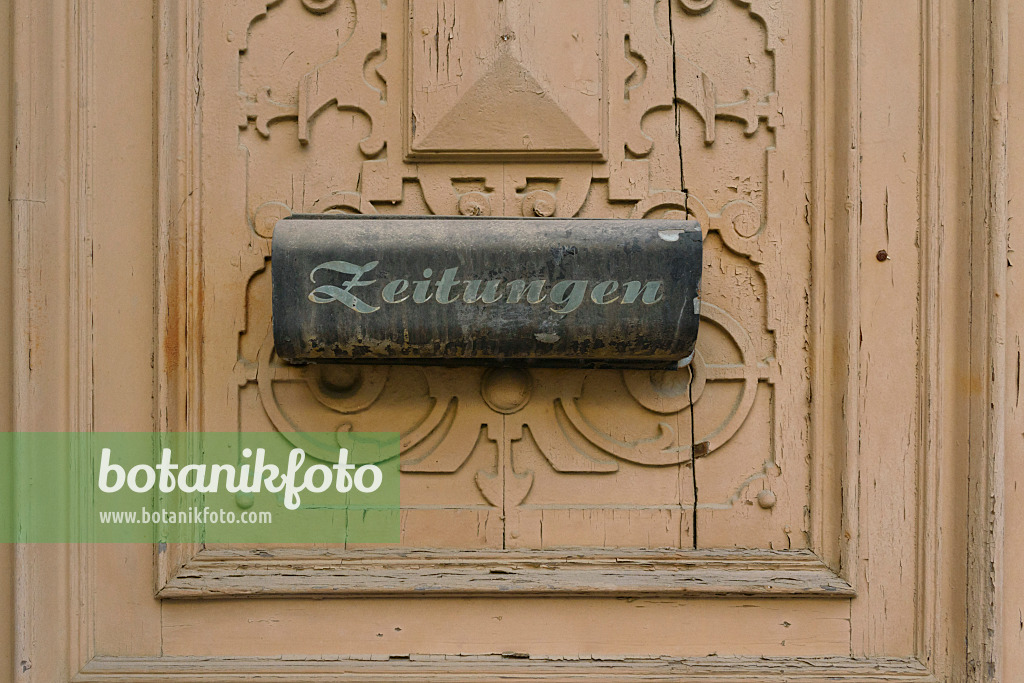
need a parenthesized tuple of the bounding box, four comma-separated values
(161, 547, 853, 598)
(967, 0, 1012, 681)
(159, 595, 852, 659)
(1002, 0, 1024, 677)
(74, 655, 938, 682)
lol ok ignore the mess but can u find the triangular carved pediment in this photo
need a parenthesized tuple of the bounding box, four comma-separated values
(415, 51, 600, 155)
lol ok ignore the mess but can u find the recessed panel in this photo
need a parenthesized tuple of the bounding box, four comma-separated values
(407, 0, 606, 160)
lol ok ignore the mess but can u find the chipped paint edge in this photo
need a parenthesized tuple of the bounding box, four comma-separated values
(72, 655, 939, 682)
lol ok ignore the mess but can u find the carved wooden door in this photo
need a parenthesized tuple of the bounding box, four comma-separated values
(17, 0, 1007, 679)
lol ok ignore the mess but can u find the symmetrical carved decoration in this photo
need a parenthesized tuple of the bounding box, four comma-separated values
(221, 0, 797, 550)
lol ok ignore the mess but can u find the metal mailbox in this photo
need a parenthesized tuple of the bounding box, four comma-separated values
(272, 215, 702, 369)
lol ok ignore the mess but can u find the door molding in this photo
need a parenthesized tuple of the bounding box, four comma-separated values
(73, 655, 938, 682)
(965, 0, 1010, 680)
(157, 547, 853, 598)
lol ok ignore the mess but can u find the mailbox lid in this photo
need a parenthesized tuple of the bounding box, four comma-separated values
(272, 215, 702, 368)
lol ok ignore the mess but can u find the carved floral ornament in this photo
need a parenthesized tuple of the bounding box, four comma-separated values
(237, 0, 781, 218)
(230, 0, 787, 520)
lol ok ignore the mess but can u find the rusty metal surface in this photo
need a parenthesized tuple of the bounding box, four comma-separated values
(272, 215, 701, 368)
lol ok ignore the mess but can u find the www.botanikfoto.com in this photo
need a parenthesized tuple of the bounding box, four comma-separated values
(98, 507, 273, 525)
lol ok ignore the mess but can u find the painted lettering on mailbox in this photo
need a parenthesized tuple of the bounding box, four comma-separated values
(308, 261, 664, 314)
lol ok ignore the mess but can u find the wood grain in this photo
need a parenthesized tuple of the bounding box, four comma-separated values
(160, 547, 853, 598)
(74, 655, 938, 682)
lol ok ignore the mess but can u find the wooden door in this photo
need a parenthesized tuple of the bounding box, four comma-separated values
(5, 0, 1022, 681)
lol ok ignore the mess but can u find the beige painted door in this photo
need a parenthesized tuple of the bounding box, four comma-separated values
(6, 0, 1024, 680)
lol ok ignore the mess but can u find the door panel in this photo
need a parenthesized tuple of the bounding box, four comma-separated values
(199, 0, 806, 557)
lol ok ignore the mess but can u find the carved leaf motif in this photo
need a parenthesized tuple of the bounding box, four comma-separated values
(299, 0, 387, 154)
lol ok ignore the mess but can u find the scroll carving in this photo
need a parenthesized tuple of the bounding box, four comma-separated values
(222, 0, 798, 550)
